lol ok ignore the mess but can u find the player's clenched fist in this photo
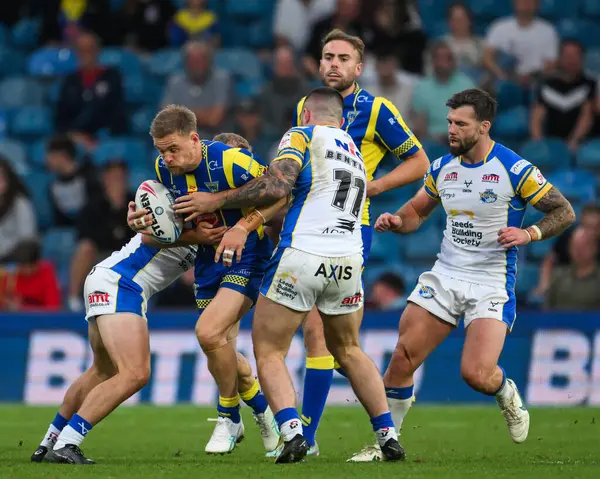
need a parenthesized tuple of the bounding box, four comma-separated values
(375, 212, 403, 233)
(497, 227, 531, 248)
(127, 201, 153, 234)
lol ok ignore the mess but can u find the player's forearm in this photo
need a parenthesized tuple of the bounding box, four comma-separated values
(369, 149, 429, 197)
(529, 187, 576, 240)
(141, 230, 198, 248)
(236, 198, 289, 233)
(393, 200, 425, 233)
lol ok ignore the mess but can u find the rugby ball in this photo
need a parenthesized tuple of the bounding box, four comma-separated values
(134, 180, 183, 244)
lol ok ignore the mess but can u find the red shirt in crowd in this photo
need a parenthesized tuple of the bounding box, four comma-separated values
(0, 261, 62, 311)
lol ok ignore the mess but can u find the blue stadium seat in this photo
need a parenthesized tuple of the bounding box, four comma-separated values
(421, 140, 447, 162)
(0, 109, 7, 139)
(42, 228, 77, 283)
(581, 0, 600, 17)
(495, 80, 525, 111)
(496, 50, 518, 72)
(225, 0, 275, 17)
(0, 77, 44, 108)
(245, 19, 275, 49)
(215, 48, 262, 80)
(547, 168, 597, 204)
(11, 18, 41, 49)
(99, 47, 143, 77)
(235, 78, 262, 99)
(129, 167, 155, 192)
(585, 48, 600, 77)
(130, 107, 154, 136)
(403, 229, 442, 263)
(576, 139, 600, 170)
(0, 139, 29, 176)
(492, 106, 529, 140)
(519, 138, 572, 172)
(538, 0, 580, 20)
(528, 237, 554, 262)
(461, 65, 485, 85)
(362, 262, 419, 292)
(467, 0, 512, 20)
(417, 0, 451, 37)
(148, 49, 182, 77)
(515, 262, 539, 297)
(22, 171, 53, 230)
(93, 138, 148, 168)
(123, 74, 146, 104)
(0, 47, 26, 79)
(9, 106, 53, 138)
(28, 47, 78, 77)
(557, 19, 600, 49)
(369, 231, 403, 264)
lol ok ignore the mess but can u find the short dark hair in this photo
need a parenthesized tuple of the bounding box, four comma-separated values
(446, 88, 498, 122)
(560, 38, 585, 54)
(47, 134, 77, 159)
(304, 86, 344, 120)
(376, 272, 405, 295)
(213, 132, 251, 150)
(582, 203, 600, 217)
(322, 29, 365, 62)
(150, 104, 197, 138)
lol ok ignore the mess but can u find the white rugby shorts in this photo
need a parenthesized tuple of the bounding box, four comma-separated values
(84, 267, 148, 321)
(407, 270, 516, 330)
(260, 247, 364, 315)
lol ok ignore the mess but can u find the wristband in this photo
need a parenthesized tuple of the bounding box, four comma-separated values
(255, 209, 267, 224)
(232, 224, 249, 235)
(525, 225, 542, 241)
(523, 229, 532, 242)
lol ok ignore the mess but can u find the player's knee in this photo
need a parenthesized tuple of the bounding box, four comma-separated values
(388, 341, 416, 377)
(122, 363, 151, 392)
(195, 322, 226, 351)
(329, 343, 361, 369)
(460, 363, 491, 391)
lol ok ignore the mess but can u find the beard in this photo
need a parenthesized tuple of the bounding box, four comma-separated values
(449, 134, 479, 157)
(322, 74, 355, 93)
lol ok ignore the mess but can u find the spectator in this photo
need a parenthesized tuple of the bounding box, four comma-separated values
(411, 41, 474, 143)
(273, 0, 336, 52)
(260, 45, 310, 139)
(426, 3, 484, 75)
(545, 227, 600, 311)
(161, 41, 232, 138)
(67, 160, 135, 311)
(364, 51, 415, 118)
(368, 272, 406, 311)
(46, 134, 100, 227)
(56, 31, 128, 146)
(120, 0, 176, 52)
(531, 40, 597, 151)
(169, 0, 219, 48)
(232, 99, 275, 161)
(0, 158, 38, 265)
(366, 0, 426, 75)
(0, 240, 61, 311)
(304, 0, 365, 77)
(534, 204, 600, 298)
(484, 0, 558, 85)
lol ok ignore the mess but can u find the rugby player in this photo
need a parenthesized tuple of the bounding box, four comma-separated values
(288, 29, 430, 455)
(348, 88, 576, 461)
(31, 134, 278, 465)
(174, 86, 406, 464)
(134, 106, 280, 455)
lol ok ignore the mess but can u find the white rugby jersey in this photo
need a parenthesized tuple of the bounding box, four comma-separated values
(96, 235, 197, 298)
(275, 125, 366, 257)
(423, 141, 552, 289)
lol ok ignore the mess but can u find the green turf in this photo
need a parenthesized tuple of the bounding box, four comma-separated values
(0, 405, 598, 478)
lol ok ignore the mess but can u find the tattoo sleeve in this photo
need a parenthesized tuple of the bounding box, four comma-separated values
(221, 158, 301, 209)
(530, 186, 576, 239)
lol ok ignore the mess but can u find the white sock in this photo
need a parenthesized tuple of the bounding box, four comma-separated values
(279, 418, 303, 442)
(375, 426, 398, 448)
(40, 424, 61, 448)
(388, 397, 412, 432)
(54, 425, 85, 450)
(495, 378, 514, 404)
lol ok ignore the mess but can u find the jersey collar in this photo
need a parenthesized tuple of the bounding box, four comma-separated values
(459, 141, 496, 169)
(343, 82, 361, 106)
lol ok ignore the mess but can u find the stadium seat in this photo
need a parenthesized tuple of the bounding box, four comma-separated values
(93, 138, 148, 168)
(581, 0, 600, 17)
(129, 167, 155, 192)
(28, 47, 78, 77)
(369, 231, 403, 264)
(528, 237, 554, 262)
(515, 262, 539, 297)
(215, 48, 262, 81)
(403, 229, 442, 263)
(42, 227, 77, 285)
(0, 139, 29, 176)
(9, 106, 53, 139)
(22, 171, 53, 230)
(519, 138, 572, 172)
(538, 0, 580, 20)
(417, 0, 451, 37)
(421, 140, 447, 162)
(0, 47, 26, 79)
(576, 139, 600, 171)
(0, 77, 44, 109)
(224, 0, 275, 18)
(123, 74, 146, 105)
(11, 18, 41, 49)
(245, 19, 275, 49)
(0, 109, 7, 139)
(557, 19, 600, 49)
(585, 48, 600, 77)
(234, 78, 262, 99)
(547, 168, 597, 204)
(148, 49, 182, 77)
(467, 0, 512, 20)
(100, 47, 143, 77)
(461, 65, 484, 85)
(492, 106, 529, 140)
(495, 80, 525, 111)
(130, 107, 154, 136)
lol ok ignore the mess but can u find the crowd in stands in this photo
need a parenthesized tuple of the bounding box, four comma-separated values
(0, 0, 598, 312)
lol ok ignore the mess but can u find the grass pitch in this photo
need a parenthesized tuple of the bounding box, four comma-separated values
(0, 405, 598, 479)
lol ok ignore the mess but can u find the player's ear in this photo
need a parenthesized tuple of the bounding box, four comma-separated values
(302, 108, 310, 126)
(339, 117, 345, 128)
(480, 120, 491, 135)
(190, 131, 200, 143)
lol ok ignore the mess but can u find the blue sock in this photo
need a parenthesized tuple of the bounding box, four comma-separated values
(52, 413, 68, 431)
(492, 366, 507, 396)
(275, 407, 302, 442)
(274, 407, 300, 429)
(240, 380, 268, 415)
(218, 396, 241, 423)
(386, 385, 414, 400)
(370, 412, 394, 431)
(69, 413, 93, 437)
(301, 356, 334, 446)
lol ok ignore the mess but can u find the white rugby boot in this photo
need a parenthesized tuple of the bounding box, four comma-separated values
(254, 406, 280, 452)
(496, 379, 530, 444)
(346, 444, 383, 462)
(205, 417, 245, 454)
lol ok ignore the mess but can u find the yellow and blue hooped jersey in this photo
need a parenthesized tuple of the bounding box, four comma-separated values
(294, 83, 422, 225)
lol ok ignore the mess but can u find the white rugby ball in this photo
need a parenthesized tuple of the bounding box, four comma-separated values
(134, 180, 183, 244)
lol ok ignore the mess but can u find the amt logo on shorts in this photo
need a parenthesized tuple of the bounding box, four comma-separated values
(88, 291, 111, 307)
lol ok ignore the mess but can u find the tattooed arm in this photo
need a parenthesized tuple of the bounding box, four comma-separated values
(219, 158, 301, 209)
(528, 186, 576, 240)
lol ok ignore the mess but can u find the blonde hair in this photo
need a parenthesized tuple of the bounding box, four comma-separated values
(150, 104, 197, 138)
(322, 29, 365, 62)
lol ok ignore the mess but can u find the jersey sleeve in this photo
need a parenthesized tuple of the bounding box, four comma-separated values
(155, 156, 169, 184)
(292, 97, 306, 128)
(423, 158, 442, 200)
(374, 98, 422, 160)
(272, 127, 311, 167)
(509, 159, 553, 205)
(222, 149, 268, 188)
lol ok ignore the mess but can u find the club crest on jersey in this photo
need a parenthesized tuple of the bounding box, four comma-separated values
(347, 111, 359, 125)
(204, 182, 219, 192)
(480, 189, 498, 204)
(444, 172, 458, 181)
(482, 173, 500, 183)
(418, 285, 436, 299)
